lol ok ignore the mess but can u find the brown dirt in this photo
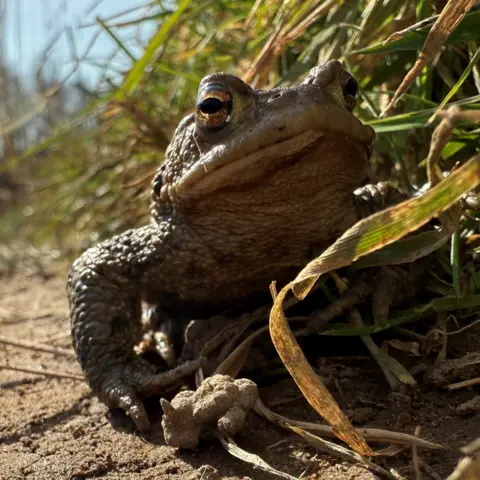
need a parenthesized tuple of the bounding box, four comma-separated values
(1, 268, 479, 480)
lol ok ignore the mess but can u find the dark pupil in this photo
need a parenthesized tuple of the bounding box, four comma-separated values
(343, 77, 358, 97)
(198, 97, 224, 114)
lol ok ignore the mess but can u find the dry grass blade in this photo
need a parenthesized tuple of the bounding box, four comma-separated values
(244, 0, 264, 28)
(269, 283, 374, 456)
(461, 439, 480, 456)
(218, 434, 298, 480)
(290, 428, 400, 480)
(381, 0, 477, 116)
(434, 318, 480, 337)
(0, 85, 61, 136)
(384, 15, 438, 43)
(421, 462, 443, 480)
(311, 424, 441, 451)
(256, 398, 443, 450)
(204, 297, 302, 362)
(116, 0, 193, 100)
(0, 335, 76, 358)
(427, 46, 480, 124)
(243, 0, 339, 86)
(0, 363, 84, 381)
(303, 428, 399, 478)
(281, 0, 339, 45)
(438, 109, 480, 123)
(412, 426, 422, 480)
(447, 377, 480, 390)
(427, 107, 479, 254)
(256, 399, 398, 479)
(213, 293, 319, 377)
(427, 110, 455, 184)
(333, 274, 416, 389)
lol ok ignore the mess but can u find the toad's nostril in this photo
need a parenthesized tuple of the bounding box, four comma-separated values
(152, 174, 163, 197)
(269, 93, 282, 101)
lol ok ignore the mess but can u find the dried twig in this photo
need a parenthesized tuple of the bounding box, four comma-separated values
(432, 318, 480, 337)
(36, 329, 72, 343)
(412, 426, 422, 480)
(257, 401, 443, 450)
(0, 363, 84, 381)
(0, 335, 76, 358)
(448, 377, 480, 390)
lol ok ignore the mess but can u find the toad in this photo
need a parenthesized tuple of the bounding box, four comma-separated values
(68, 61, 401, 431)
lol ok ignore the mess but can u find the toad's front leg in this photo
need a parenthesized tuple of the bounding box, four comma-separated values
(67, 225, 201, 432)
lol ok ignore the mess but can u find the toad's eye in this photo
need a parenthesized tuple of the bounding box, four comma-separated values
(198, 97, 224, 114)
(340, 73, 358, 111)
(343, 77, 358, 98)
(196, 84, 233, 129)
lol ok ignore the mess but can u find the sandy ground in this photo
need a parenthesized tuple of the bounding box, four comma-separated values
(1, 268, 479, 480)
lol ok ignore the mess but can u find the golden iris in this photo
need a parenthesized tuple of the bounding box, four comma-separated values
(196, 84, 233, 129)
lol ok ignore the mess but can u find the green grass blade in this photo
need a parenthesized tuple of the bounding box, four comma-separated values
(321, 294, 480, 336)
(116, 0, 194, 100)
(366, 95, 480, 133)
(428, 45, 480, 123)
(97, 17, 137, 62)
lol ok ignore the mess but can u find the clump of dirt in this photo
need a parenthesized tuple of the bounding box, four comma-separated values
(161, 375, 258, 449)
(1, 269, 479, 480)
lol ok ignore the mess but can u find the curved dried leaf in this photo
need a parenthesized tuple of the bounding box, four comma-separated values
(269, 283, 374, 456)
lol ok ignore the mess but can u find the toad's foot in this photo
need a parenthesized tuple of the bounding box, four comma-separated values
(68, 226, 205, 432)
(353, 181, 408, 218)
(97, 356, 203, 432)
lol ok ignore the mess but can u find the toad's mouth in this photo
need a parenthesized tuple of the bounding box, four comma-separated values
(161, 129, 371, 203)
(160, 130, 320, 201)
(160, 99, 375, 202)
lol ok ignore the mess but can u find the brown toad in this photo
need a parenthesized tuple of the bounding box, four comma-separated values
(68, 61, 387, 431)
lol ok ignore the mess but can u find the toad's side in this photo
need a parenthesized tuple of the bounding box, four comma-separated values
(67, 61, 376, 431)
